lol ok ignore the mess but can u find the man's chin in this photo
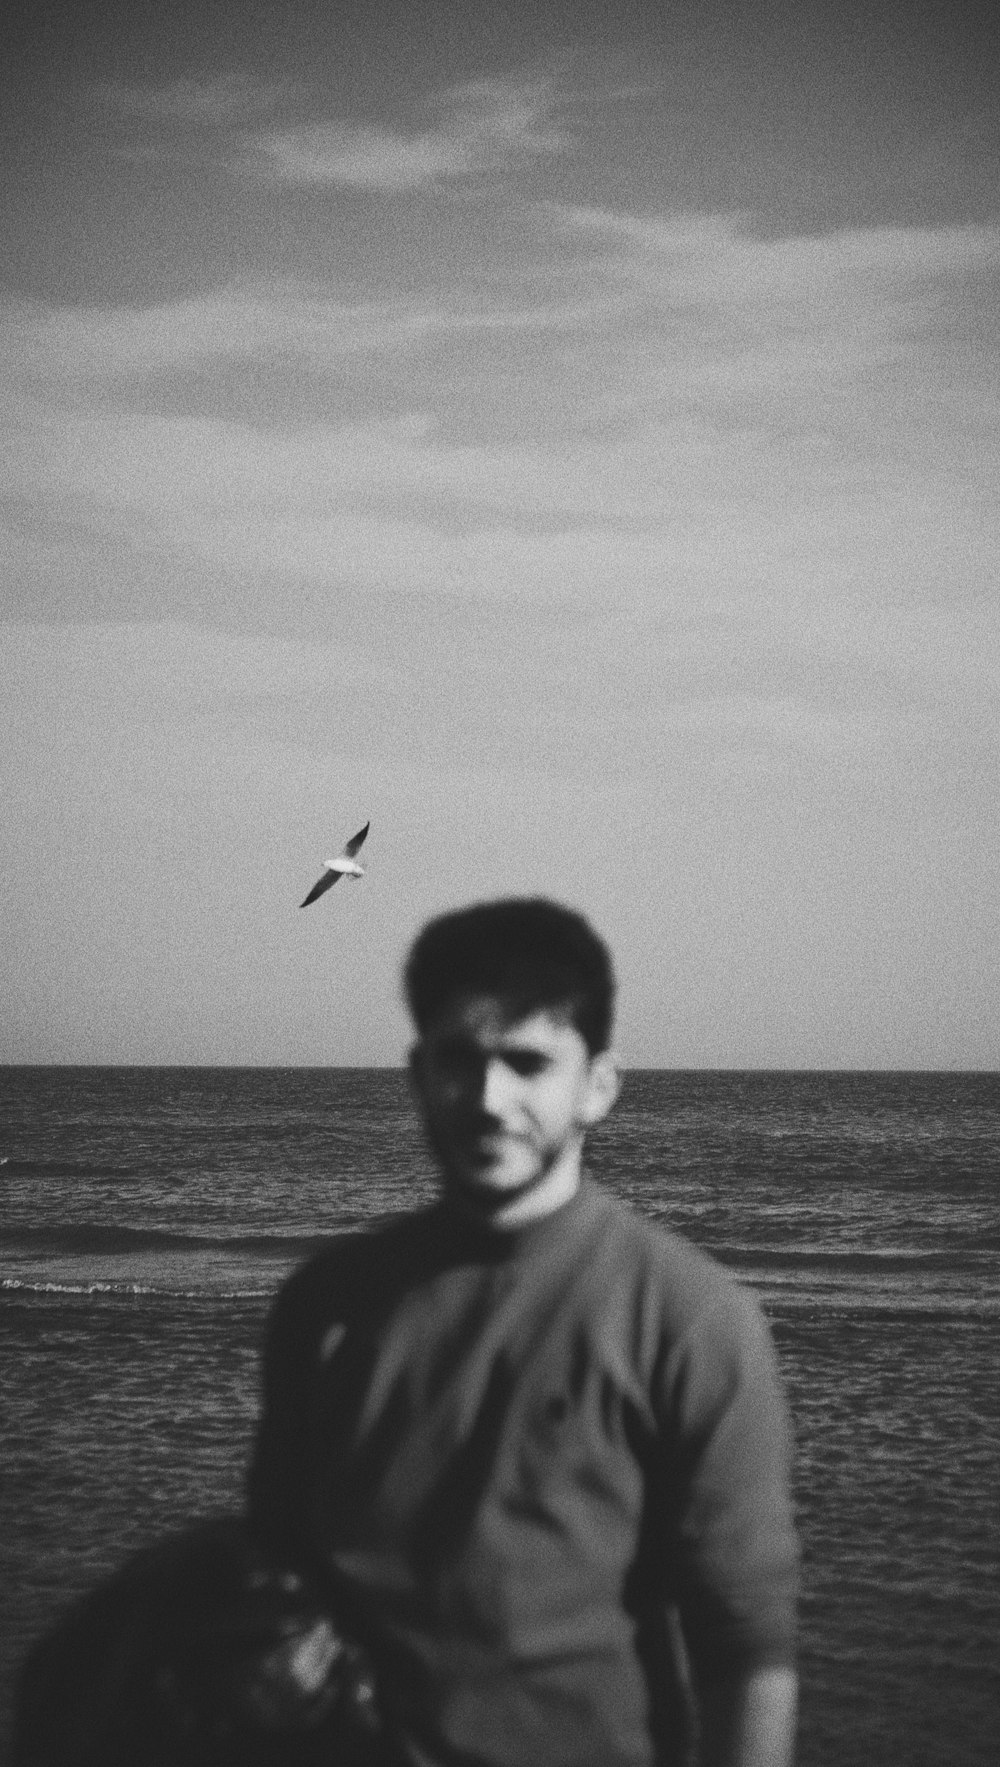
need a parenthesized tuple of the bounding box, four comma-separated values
(445, 1150, 540, 1200)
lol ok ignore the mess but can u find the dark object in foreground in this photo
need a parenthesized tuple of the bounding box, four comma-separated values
(13, 1517, 395, 1766)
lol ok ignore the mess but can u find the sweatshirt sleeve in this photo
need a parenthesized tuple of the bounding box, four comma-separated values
(659, 1280, 799, 1679)
(246, 1263, 323, 1566)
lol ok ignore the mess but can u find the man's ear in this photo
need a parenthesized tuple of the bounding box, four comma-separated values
(580, 1049, 621, 1127)
(408, 1042, 426, 1101)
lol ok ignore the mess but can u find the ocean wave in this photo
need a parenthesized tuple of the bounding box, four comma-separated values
(2, 1223, 330, 1255)
(5, 1223, 989, 1266)
(4, 1272, 993, 1323)
(716, 1243, 993, 1272)
(764, 1291, 1000, 1324)
(0, 1276, 272, 1301)
(0, 1157, 148, 1178)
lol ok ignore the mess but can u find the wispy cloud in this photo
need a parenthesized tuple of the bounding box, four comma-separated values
(2, 295, 441, 380)
(7, 211, 995, 401)
(552, 205, 998, 321)
(91, 71, 287, 125)
(249, 76, 570, 190)
(1, 289, 558, 386)
(2, 211, 996, 643)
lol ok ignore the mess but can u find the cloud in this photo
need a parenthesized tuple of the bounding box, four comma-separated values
(6, 210, 996, 458)
(2, 211, 996, 654)
(548, 206, 1000, 365)
(1, 291, 554, 387)
(553, 205, 998, 287)
(90, 72, 287, 126)
(253, 123, 470, 190)
(249, 76, 569, 190)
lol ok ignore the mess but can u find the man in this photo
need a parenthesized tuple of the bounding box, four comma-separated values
(249, 898, 798, 1767)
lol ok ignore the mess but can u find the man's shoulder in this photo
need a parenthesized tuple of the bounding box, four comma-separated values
(587, 1177, 722, 1280)
(586, 1179, 762, 1338)
(587, 1186, 784, 1441)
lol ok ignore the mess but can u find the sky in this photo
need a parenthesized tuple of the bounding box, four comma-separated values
(2, 0, 998, 1068)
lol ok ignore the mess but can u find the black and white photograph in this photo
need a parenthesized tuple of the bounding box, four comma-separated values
(2, 3, 997, 1763)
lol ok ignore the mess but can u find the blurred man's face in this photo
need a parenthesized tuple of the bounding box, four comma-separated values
(411, 994, 618, 1221)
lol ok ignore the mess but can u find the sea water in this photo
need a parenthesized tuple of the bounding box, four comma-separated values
(1, 1067, 997, 1764)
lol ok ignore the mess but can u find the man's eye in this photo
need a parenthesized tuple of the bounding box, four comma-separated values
(505, 1052, 546, 1077)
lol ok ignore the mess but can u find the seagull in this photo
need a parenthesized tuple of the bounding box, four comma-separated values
(300, 822, 370, 907)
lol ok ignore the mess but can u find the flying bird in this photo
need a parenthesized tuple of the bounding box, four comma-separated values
(300, 822, 370, 907)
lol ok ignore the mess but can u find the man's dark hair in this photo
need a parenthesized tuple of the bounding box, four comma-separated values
(404, 897, 616, 1055)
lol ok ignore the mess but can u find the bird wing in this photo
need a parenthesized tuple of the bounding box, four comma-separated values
(341, 821, 370, 860)
(300, 868, 339, 908)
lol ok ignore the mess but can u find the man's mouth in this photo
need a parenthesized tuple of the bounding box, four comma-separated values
(468, 1133, 510, 1158)
(463, 1130, 526, 1163)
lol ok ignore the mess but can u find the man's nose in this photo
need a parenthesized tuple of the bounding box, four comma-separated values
(479, 1057, 515, 1117)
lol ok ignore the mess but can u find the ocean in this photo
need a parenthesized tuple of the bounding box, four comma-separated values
(1, 1066, 997, 1764)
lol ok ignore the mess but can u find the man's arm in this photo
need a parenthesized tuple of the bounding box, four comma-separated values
(247, 1268, 319, 1559)
(697, 1665, 797, 1767)
(658, 1281, 800, 1767)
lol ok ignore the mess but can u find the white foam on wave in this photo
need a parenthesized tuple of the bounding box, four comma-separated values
(0, 1275, 272, 1300)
